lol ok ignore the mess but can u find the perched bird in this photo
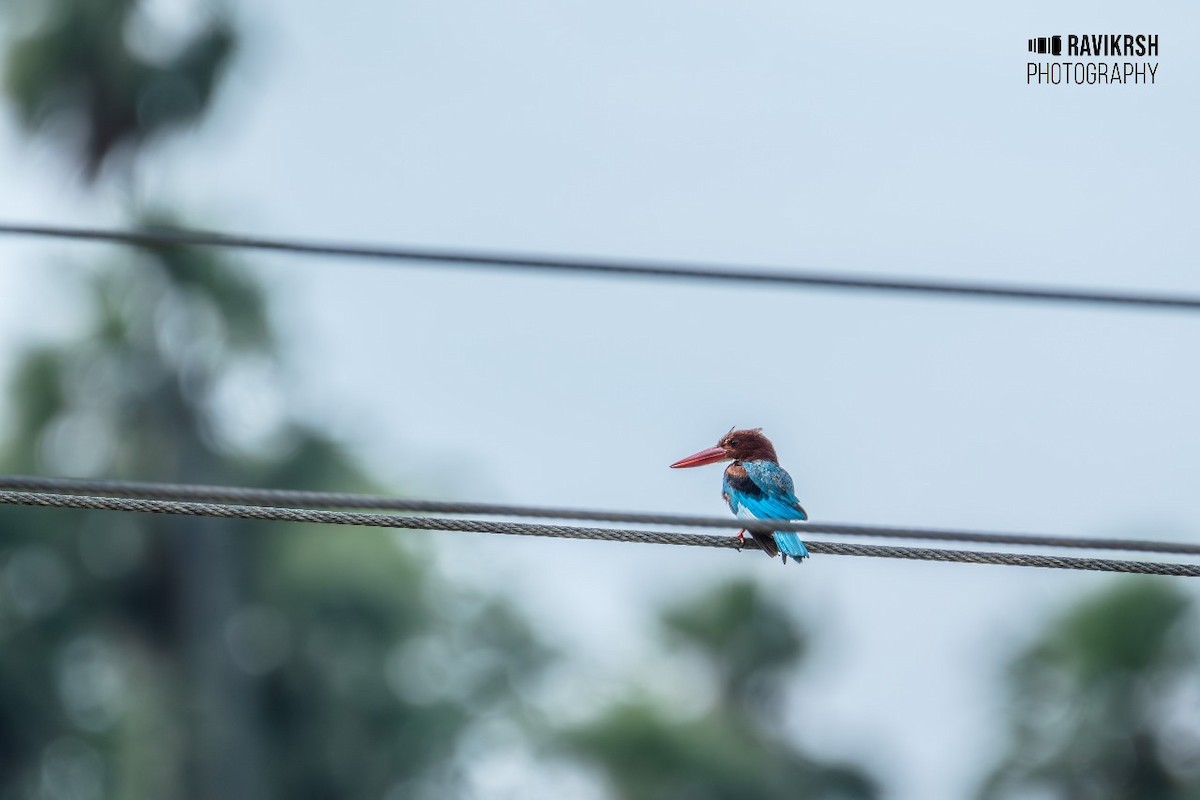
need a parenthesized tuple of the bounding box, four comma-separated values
(670, 428, 810, 563)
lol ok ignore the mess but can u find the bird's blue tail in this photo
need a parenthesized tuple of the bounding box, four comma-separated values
(772, 531, 809, 561)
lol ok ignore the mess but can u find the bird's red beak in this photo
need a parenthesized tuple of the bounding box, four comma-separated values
(669, 446, 728, 468)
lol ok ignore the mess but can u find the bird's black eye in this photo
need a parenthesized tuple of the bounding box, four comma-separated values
(729, 438, 740, 447)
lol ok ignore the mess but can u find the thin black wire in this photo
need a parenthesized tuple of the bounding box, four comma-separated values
(2, 222, 1199, 311)
(1, 488, 1199, 577)
(0, 473, 1195, 557)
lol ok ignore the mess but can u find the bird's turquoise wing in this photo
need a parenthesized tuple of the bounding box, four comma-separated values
(740, 461, 807, 521)
(724, 462, 809, 561)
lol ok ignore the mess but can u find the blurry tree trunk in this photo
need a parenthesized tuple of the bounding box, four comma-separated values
(171, 518, 266, 799)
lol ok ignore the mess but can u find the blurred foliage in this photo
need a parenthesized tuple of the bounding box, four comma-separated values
(662, 579, 806, 714)
(0, 3, 552, 799)
(564, 580, 880, 800)
(4, 0, 235, 179)
(0, 221, 554, 800)
(978, 579, 1200, 800)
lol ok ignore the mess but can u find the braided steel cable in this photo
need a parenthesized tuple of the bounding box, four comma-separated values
(1, 488, 1198, 577)
(0, 474, 1196, 557)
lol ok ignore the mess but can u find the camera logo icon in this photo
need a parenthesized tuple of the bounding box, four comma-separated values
(1028, 36, 1063, 55)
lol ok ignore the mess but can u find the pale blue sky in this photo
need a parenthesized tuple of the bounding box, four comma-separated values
(0, 0, 1198, 797)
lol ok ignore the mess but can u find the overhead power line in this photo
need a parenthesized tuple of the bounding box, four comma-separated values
(0, 474, 1196, 557)
(1, 488, 1199, 577)
(2, 221, 1199, 312)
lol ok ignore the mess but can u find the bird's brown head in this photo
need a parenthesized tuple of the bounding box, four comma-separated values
(669, 427, 779, 468)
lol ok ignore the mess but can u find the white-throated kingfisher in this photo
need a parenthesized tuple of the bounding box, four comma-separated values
(670, 428, 810, 563)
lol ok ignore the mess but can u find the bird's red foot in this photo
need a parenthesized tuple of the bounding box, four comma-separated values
(736, 529, 746, 551)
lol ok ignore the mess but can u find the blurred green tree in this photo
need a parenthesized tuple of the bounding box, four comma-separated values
(4, 0, 235, 179)
(0, 2, 551, 799)
(563, 580, 880, 800)
(977, 579, 1200, 800)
